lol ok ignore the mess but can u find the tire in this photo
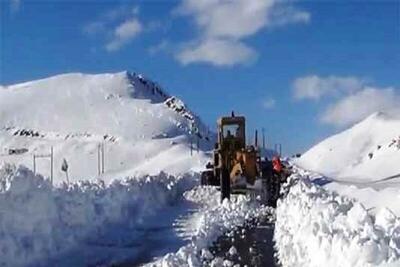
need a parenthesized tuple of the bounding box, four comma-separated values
(268, 173, 280, 207)
(201, 170, 217, 186)
(220, 168, 230, 202)
(201, 172, 208, 185)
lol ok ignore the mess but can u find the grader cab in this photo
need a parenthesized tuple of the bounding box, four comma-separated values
(201, 113, 277, 203)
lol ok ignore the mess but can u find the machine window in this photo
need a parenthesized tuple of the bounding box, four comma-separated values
(223, 124, 240, 138)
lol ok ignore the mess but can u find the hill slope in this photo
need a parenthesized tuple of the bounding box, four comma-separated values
(0, 71, 212, 183)
(296, 111, 400, 181)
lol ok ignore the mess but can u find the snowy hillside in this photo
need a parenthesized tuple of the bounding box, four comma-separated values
(0, 71, 212, 183)
(296, 111, 400, 181)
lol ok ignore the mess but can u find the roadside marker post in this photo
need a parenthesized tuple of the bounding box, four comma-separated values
(32, 146, 54, 185)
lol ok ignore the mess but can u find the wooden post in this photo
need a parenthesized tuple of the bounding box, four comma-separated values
(50, 146, 54, 186)
(262, 128, 265, 150)
(190, 136, 193, 156)
(101, 143, 105, 174)
(97, 144, 100, 175)
(33, 154, 36, 174)
(197, 135, 199, 153)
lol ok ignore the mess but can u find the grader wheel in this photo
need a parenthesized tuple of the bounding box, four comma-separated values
(220, 167, 230, 202)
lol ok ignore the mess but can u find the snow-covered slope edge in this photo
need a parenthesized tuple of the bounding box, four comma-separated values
(275, 169, 400, 267)
(296, 111, 400, 181)
(0, 163, 198, 267)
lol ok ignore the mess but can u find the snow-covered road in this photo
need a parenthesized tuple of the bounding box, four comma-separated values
(0, 163, 273, 267)
(145, 186, 273, 266)
(209, 214, 278, 267)
(2, 162, 398, 267)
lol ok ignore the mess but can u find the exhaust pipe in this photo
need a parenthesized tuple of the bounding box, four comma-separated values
(255, 129, 258, 147)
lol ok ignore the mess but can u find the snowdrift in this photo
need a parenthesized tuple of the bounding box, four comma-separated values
(0, 163, 197, 267)
(275, 172, 400, 267)
(296, 112, 400, 181)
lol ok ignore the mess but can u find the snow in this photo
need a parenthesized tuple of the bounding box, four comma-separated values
(146, 186, 273, 267)
(295, 111, 400, 217)
(296, 111, 400, 181)
(275, 169, 400, 267)
(282, 112, 400, 266)
(0, 163, 200, 267)
(0, 71, 212, 183)
(5, 70, 398, 267)
(228, 246, 238, 256)
(1, 71, 245, 267)
(0, 71, 279, 267)
(0, 160, 271, 267)
(325, 179, 400, 217)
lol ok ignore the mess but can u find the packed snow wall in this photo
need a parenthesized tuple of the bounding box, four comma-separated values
(0, 163, 198, 267)
(274, 173, 400, 267)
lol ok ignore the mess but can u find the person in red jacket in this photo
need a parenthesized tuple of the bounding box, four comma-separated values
(272, 156, 282, 174)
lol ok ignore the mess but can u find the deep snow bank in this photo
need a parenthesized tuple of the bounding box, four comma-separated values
(147, 186, 273, 266)
(0, 163, 197, 267)
(275, 172, 400, 267)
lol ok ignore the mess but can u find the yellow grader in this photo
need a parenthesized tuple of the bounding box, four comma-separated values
(201, 113, 279, 205)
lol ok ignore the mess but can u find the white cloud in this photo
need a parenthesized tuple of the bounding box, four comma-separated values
(292, 75, 365, 100)
(267, 5, 310, 27)
(293, 74, 399, 128)
(148, 40, 170, 55)
(174, 0, 310, 66)
(176, 38, 257, 66)
(176, 0, 275, 39)
(262, 98, 276, 109)
(83, 5, 143, 52)
(83, 21, 105, 35)
(10, 0, 21, 12)
(321, 87, 400, 127)
(106, 18, 142, 52)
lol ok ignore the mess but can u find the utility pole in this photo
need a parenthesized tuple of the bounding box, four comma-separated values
(101, 143, 105, 174)
(97, 143, 105, 175)
(255, 129, 258, 147)
(33, 154, 36, 174)
(32, 147, 53, 185)
(97, 144, 101, 175)
(190, 137, 193, 156)
(262, 128, 266, 151)
(197, 135, 199, 153)
(50, 146, 53, 185)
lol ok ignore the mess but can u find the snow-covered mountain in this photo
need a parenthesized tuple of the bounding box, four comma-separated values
(0, 71, 212, 183)
(281, 113, 400, 266)
(296, 111, 400, 181)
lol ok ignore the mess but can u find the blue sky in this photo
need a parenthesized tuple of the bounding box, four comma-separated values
(1, 0, 399, 155)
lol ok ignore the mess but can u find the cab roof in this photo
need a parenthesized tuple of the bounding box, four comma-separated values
(217, 116, 245, 126)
